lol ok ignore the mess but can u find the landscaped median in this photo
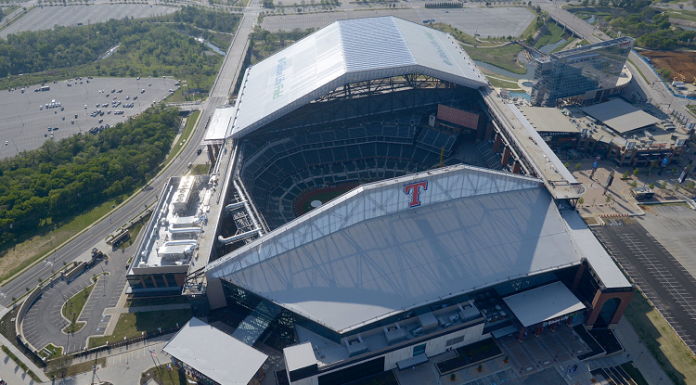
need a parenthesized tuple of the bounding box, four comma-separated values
(61, 283, 95, 334)
(88, 309, 193, 349)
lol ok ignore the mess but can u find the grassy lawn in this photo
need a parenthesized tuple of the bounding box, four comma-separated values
(39, 343, 63, 360)
(88, 309, 193, 348)
(431, 23, 503, 46)
(486, 75, 521, 89)
(48, 357, 106, 379)
(142, 364, 194, 385)
(665, 9, 696, 23)
(118, 214, 150, 250)
(463, 43, 527, 75)
(125, 296, 190, 308)
(624, 290, 696, 385)
(0, 198, 117, 286)
(165, 110, 200, 165)
(551, 37, 576, 53)
(627, 59, 650, 83)
(535, 22, 565, 49)
(190, 163, 210, 175)
(62, 283, 94, 334)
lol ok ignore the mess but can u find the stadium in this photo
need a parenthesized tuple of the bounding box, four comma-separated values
(162, 17, 634, 385)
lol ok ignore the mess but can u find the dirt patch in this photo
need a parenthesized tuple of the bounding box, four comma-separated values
(642, 51, 696, 81)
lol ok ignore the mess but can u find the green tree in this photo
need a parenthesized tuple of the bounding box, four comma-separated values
(575, 162, 582, 171)
(649, 182, 655, 189)
(606, 194, 612, 203)
(578, 197, 585, 205)
(633, 168, 639, 176)
(630, 180, 637, 188)
(622, 170, 630, 179)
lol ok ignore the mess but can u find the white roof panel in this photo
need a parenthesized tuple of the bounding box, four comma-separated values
(503, 281, 585, 327)
(208, 166, 585, 332)
(203, 106, 235, 143)
(230, 17, 487, 139)
(162, 317, 267, 385)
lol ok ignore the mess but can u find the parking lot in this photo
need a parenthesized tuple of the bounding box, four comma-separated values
(260, 7, 534, 38)
(0, 4, 177, 38)
(0, 76, 178, 159)
(593, 217, 696, 354)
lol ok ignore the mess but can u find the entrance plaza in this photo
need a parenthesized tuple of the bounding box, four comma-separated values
(394, 323, 594, 385)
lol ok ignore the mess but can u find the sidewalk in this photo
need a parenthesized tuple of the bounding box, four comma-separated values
(0, 307, 51, 383)
(69, 333, 175, 366)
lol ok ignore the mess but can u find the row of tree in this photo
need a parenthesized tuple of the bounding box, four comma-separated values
(607, 7, 696, 49)
(172, 6, 241, 33)
(0, 107, 181, 251)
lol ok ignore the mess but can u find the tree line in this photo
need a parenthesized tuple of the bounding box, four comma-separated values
(0, 107, 181, 251)
(172, 6, 241, 34)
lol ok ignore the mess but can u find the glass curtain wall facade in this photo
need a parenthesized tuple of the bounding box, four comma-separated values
(531, 37, 634, 106)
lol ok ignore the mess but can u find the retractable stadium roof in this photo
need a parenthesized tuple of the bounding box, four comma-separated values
(229, 16, 487, 139)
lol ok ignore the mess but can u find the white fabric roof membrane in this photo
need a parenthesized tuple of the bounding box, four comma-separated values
(208, 165, 587, 333)
(162, 317, 268, 385)
(503, 281, 585, 328)
(230, 16, 487, 139)
(203, 106, 236, 144)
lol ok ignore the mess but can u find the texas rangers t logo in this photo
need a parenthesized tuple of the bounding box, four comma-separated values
(404, 181, 428, 208)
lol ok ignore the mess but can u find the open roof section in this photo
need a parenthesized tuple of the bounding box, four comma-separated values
(229, 16, 487, 139)
(207, 165, 588, 333)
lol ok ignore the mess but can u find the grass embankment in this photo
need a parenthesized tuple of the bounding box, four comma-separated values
(535, 22, 565, 49)
(39, 343, 63, 360)
(62, 283, 95, 334)
(142, 364, 195, 385)
(166, 110, 200, 165)
(0, 198, 117, 286)
(665, 9, 696, 23)
(190, 163, 210, 175)
(486, 75, 521, 89)
(88, 309, 193, 348)
(47, 357, 107, 379)
(627, 58, 650, 83)
(431, 23, 503, 46)
(551, 37, 577, 53)
(463, 43, 527, 75)
(118, 213, 151, 250)
(624, 290, 696, 385)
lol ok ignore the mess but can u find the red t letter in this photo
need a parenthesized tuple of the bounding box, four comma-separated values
(404, 181, 428, 207)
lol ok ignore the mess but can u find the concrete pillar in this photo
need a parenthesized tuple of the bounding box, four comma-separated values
(150, 276, 158, 288)
(512, 161, 521, 174)
(501, 147, 511, 168)
(493, 134, 502, 153)
(585, 290, 634, 329)
(518, 326, 526, 342)
(162, 275, 169, 288)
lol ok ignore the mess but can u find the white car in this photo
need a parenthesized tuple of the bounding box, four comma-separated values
(4, 140, 8, 145)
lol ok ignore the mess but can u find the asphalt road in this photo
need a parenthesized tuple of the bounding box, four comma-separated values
(540, 2, 695, 120)
(593, 218, 696, 355)
(0, 1, 260, 311)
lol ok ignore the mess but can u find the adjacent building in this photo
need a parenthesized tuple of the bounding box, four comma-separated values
(531, 37, 634, 106)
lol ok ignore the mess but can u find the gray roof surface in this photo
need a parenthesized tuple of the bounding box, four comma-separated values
(581, 99, 659, 134)
(518, 107, 581, 134)
(230, 16, 487, 139)
(503, 281, 585, 327)
(208, 166, 586, 333)
(162, 317, 268, 385)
